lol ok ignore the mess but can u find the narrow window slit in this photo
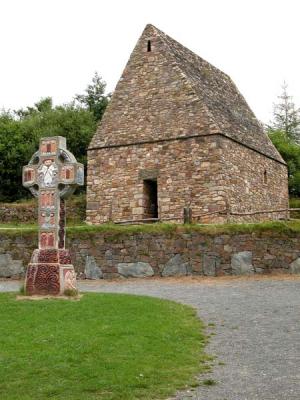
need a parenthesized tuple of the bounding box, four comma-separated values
(147, 40, 151, 52)
(264, 170, 267, 184)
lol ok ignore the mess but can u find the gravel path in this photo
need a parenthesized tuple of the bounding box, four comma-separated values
(1, 277, 300, 400)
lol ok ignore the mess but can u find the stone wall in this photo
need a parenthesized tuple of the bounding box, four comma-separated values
(0, 202, 38, 223)
(219, 137, 289, 223)
(87, 134, 288, 225)
(0, 195, 86, 224)
(87, 136, 227, 224)
(1, 229, 300, 279)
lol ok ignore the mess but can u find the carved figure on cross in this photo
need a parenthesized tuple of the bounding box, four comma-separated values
(22, 136, 84, 295)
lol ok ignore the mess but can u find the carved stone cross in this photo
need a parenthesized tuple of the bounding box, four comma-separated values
(23, 136, 84, 295)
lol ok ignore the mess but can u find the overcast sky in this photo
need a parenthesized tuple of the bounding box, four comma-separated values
(0, 0, 299, 124)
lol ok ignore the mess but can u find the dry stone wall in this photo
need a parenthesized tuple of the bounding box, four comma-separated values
(0, 203, 38, 223)
(0, 196, 85, 224)
(1, 230, 300, 279)
(220, 137, 289, 222)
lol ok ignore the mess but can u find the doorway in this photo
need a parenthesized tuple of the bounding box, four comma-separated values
(143, 179, 158, 218)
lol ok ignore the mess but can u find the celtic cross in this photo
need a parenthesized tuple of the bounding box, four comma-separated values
(22, 136, 84, 295)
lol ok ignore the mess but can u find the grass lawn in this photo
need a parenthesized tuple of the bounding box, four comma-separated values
(3, 220, 300, 238)
(0, 293, 209, 400)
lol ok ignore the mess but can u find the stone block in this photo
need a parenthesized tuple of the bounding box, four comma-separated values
(105, 249, 113, 260)
(0, 254, 24, 277)
(224, 244, 232, 253)
(117, 262, 154, 278)
(85, 255, 103, 279)
(290, 258, 300, 274)
(255, 267, 264, 273)
(231, 251, 254, 275)
(86, 202, 99, 210)
(132, 207, 144, 215)
(202, 253, 220, 276)
(161, 254, 191, 277)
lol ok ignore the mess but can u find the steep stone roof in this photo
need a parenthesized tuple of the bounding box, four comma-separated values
(90, 24, 284, 164)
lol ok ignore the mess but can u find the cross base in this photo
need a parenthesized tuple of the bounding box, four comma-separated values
(25, 249, 77, 295)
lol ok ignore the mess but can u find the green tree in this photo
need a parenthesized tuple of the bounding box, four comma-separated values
(0, 72, 109, 201)
(75, 72, 110, 121)
(0, 100, 97, 201)
(268, 82, 300, 143)
(0, 112, 37, 201)
(268, 129, 300, 196)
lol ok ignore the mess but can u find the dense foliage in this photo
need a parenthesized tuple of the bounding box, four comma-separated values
(75, 72, 110, 121)
(268, 130, 300, 196)
(267, 83, 300, 196)
(1, 76, 300, 201)
(0, 73, 108, 201)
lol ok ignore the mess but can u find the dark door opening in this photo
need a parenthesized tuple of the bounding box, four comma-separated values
(143, 179, 158, 219)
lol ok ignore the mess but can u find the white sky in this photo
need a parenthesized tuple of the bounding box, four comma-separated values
(0, 0, 299, 124)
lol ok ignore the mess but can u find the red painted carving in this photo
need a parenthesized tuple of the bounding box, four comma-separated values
(59, 250, 72, 265)
(48, 233, 54, 247)
(41, 191, 55, 208)
(38, 249, 58, 263)
(34, 264, 60, 295)
(50, 213, 55, 224)
(40, 233, 47, 248)
(24, 170, 33, 182)
(41, 192, 45, 207)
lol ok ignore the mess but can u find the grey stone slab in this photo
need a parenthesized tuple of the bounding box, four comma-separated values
(161, 254, 191, 277)
(202, 253, 220, 276)
(84, 255, 103, 279)
(117, 262, 154, 278)
(231, 251, 254, 275)
(0, 254, 24, 277)
(290, 257, 300, 274)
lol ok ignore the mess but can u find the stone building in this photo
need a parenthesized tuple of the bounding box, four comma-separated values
(87, 24, 288, 224)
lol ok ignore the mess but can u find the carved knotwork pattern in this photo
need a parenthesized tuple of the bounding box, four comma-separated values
(59, 250, 72, 265)
(34, 265, 60, 295)
(37, 249, 58, 263)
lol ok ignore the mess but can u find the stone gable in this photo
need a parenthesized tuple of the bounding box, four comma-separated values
(90, 24, 284, 164)
(89, 24, 220, 149)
